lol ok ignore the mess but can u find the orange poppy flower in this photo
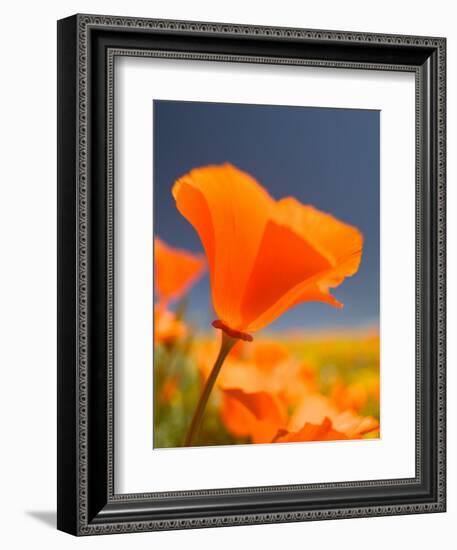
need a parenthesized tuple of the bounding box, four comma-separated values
(154, 237, 205, 304)
(221, 388, 378, 444)
(195, 336, 316, 407)
(288, 393, 379, 439)
(173, 164, 363, 338)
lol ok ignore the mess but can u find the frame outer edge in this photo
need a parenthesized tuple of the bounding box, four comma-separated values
(436, 37, 446, 512)
(62, 13, 446, 535)
(57, 14, 79, 536)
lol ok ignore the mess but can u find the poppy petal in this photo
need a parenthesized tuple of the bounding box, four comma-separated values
(154, 237, 205, 303)
(332, 411, 379, 438)
(173, 164, 275, 328)
(275, 417, 348, 443)
(276, 199, 363, 308)
(276, 198, 363, 267)
(240, 199, 363, 331)
(289, 393, 379, 439)
(240, 218, 331, 331)
(221, 388, 287, 444)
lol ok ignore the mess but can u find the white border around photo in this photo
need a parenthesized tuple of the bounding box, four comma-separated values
(114, 56, 416, 494)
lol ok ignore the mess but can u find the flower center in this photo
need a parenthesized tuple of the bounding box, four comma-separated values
(212, 320, 253, 342)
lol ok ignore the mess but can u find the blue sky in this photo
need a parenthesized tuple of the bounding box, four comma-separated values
(154, 100, 380, 332)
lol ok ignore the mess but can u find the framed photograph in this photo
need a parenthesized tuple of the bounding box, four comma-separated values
(57, 14, 446, 535)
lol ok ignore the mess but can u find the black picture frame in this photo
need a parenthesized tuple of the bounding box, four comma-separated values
(57, 13, 446, 535)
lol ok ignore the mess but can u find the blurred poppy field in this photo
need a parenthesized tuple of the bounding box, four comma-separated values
(154, 228, 380, 448)
(154, 311, 380, 448)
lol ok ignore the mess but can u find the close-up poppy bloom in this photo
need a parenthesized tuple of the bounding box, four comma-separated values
(171, 163, 364, 445)
(173, 163, 363, 339)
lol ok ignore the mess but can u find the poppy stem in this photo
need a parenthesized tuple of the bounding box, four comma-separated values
(184, 332, 237, 447)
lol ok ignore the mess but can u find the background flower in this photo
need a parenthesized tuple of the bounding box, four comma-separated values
(154, 306, 188, 345)
(221, 386, 378, 444)
(154, 236, 206, 305)
(154, 237, 206, 345)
